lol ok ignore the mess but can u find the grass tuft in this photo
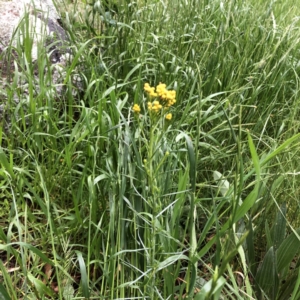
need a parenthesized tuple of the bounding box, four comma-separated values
(1, 0, 300, 298)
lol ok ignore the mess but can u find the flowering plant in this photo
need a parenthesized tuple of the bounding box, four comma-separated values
(132, 82, 176, 120)
(131, 82, 177, 296)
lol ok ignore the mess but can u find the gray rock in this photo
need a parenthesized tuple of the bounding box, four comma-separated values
(0, 0, 68, 58)
(0, 0, 71, 132)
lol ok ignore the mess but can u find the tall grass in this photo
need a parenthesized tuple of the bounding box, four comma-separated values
(1, 0, 300, 299)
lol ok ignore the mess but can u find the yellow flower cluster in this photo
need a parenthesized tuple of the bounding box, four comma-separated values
(165, 113, 172, 120)
(132, 82, 176, 119)
(132, 104, 141, 113)
(144, 83, 158, 98)
(143, 83, 176, 120)
(155, 83, 176, 107)
(147, 100, 162, 112)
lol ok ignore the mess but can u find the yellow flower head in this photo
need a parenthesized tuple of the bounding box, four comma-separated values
(144, 83, 151, 92)
(167, 90, 176, 100)
(144, 82, 176, 112)
(165, 113, 172, 120)
(132, 104, 141, 113)
(149, 90, 158, 97)
(144, 83, 158, 97)
(156, 83, 167, 97)
(166, 98, 176, 107)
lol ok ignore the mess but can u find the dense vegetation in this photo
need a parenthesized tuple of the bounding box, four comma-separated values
(1, 0, 300, 298)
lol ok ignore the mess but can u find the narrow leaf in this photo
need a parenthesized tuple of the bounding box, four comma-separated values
(194, 276, 226, 300)
(246, 219, 256, 275)
(0, 242, 53, 265)
(0, 283, 11, 300)
(261, 133, 300, 167)
(184, 134, 196, 192)
(76, 251, 89, 299)
(0, 148, 14, 179)
(247, 132, 260, 180)
(28, 273, 54, 297)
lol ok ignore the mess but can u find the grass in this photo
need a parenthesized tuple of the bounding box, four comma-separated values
(1, 0, 300, 299)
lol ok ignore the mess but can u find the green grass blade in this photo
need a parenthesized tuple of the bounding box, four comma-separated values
(0, 243, 53, 265)
(247, 131, 261, 180)
(28, 273, 55, 298)
(76, 251, 90, 299)
(261, 133, 300, 168)
(290, 267, 300, 300)
(0, 283, 12, 300)
(0, 148, 14, 179)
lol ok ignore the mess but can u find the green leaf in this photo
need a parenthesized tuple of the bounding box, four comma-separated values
(279, 270, 300, 300)
(291, 268, 300, 300)
(276, 228, 300, 275)
(272, 203, 286, 251)
(261, 133, 300, 167)
(230, 132, 261, 223)
(156, 254, 189, 271)
(94, 174, 109, 185)
(0, 260, 16, 300)
(28, 273, 54, 297)
(255, 246, 279, 300)
(243, 133, 300, 184)
(63, 36, 109, 85)
(265, 220, 272, 250)
(233, 188, 259, 223)
(0, 148, 14, 179)
(188, 263, 197, 298)
(183, 133, 196, 192)
(0, 283, 11, 300)
(175, 132, 196, 191)
(246, 219, 256, 275)
(197, 186, 258, 260)
(196, 200, 228, 258)
(0, 242, 53, 265)
(219, 231, 249, 275)
(76, 251, 89, 299)
(247, 132, 261, 180)
(194, 276, 226, 300)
